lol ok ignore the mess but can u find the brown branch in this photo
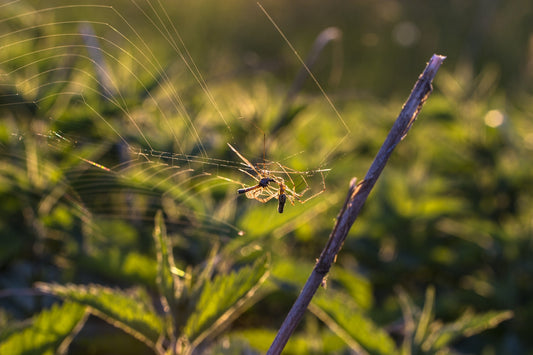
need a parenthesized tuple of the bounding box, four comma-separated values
(267, 54, 446, 355)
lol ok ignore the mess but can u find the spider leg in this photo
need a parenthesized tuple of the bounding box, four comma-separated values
(275, 162, 327, 205)
(275, 162, 296, 187)
(245, 183, 278, 202)
(228, 143, 262, 177)
(275, 162, 310, 199)
(238, 168, 259, 183)
(253, 193, 278, 203)
(292, 188, 325, 204)
(293, 169, 327, 203)
(218, 175, 277, 203)
(226, 143, 328, 210)
(218, 175, 263, 197)
(287, 174, 326, 204)
(237, 182, 277, 199)
(246, 186, 264, 199)
(230, 148, 275, 195)
(217, 175, 246, 188)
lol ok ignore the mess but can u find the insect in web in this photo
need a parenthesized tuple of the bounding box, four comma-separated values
(219, 143, 329, 213)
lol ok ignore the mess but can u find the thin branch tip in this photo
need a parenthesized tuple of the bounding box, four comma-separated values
(428, 54, 447, 69)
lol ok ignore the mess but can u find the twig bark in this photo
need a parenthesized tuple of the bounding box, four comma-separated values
(267, 54, 446, 355)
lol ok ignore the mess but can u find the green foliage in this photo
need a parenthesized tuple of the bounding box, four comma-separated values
(81, 248, 157, 287)
(311, 291, 397, 355)
(329, 267, 374, 311)
(183, 256, 269, 347)
(397, 287, 513, 355)
(153, 209, 181, 338)
(309, 287, 512, 355)
(227, 327, 348, 354)
(0, 302, 87, 355)
(35, 283, 163, 347)
(1, 1, 529, 354)
(29, 212, 269, 354)
(428, 310, 514, 352)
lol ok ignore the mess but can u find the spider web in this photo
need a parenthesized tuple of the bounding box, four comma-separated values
(0, 0, 350, 244)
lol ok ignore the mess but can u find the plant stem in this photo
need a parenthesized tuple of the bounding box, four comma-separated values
(267, 54, 446, 355)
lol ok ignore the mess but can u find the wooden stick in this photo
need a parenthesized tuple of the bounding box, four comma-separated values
(267, 54, 446, 355)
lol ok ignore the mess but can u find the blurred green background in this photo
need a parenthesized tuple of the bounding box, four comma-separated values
(1, 0, 533, 353)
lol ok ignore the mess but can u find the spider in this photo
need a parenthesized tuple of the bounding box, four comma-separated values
(219, 143, 327, 213)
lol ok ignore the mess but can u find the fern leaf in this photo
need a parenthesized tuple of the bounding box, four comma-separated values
(183, 256, 269, 349)
(0, 301, 87, 355)
(36, 283, 163, 349)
